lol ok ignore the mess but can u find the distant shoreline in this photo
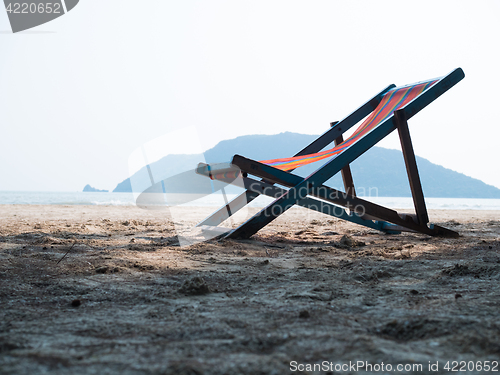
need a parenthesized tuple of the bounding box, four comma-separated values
(1, 191, 500, 210)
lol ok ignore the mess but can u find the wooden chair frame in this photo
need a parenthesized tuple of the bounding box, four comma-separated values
(196, 68, 465, 239)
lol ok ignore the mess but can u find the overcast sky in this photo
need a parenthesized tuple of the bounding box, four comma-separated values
(0, 0, 499, 192)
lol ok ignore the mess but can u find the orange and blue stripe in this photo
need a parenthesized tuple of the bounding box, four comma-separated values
(259, 79, 437, 171)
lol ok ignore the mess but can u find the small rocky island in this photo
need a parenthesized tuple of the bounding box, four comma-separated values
(83, 184, 108, 193)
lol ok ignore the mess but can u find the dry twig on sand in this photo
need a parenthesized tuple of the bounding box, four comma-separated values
(56, 240, 77, 264)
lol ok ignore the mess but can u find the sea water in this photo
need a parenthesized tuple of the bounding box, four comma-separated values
(0, 191, 135, 206)
(1, 191, 500, 210)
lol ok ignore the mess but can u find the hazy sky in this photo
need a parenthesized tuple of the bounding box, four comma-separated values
(1, 0, 499, 192)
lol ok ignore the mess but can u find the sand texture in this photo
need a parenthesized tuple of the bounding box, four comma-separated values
(1, 205, 500, 374)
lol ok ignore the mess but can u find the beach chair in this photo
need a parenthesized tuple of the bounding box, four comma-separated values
(196, 68, 465, 239)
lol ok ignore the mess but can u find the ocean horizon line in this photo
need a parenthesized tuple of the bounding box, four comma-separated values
(1, 191, 500, 211)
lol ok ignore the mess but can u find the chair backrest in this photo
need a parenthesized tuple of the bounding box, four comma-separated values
(260, 79, 438, 171)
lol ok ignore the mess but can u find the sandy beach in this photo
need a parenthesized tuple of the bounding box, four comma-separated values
(1, 204, 499, 374)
